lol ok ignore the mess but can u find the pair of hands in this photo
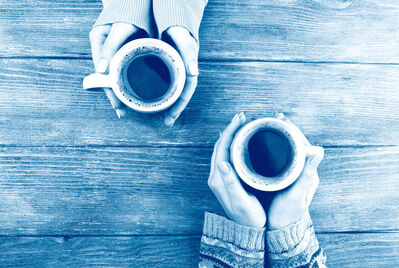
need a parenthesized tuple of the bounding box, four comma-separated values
(90, 19, 323, 232)
(89, 22, 199, 126)
(208, 113, 324, 229)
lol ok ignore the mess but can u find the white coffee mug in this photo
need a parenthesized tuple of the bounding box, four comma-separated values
(230, 117, 307, 191)
(83, 38, 186, 113)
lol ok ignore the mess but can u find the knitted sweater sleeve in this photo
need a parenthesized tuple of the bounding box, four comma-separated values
(94, 0, 152, 34)
(94, 0, 207, 42)
(199, 211, 327, 267)
(153, 0, 208, 42)
(266, 210, 327, 267)
(199, 212, 266, 267)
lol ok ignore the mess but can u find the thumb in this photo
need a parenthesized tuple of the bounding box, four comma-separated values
(289, 146, 324, 206)
(167, 27, 199, 76)
(306, 146, 324, 170)
(216, 161, 245, 195)
(303, 146, 323, 206)
(97, 23, 138, 73)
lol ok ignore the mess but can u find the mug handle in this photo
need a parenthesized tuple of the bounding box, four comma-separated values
(83, 73, 112, 90)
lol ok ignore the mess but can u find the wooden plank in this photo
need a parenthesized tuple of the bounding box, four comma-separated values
(1, 59, 398, 146)
(0, 146, 398, 235)
(312, 146, 399, 232)
(1, 0, 399, 62)
(318, 232, 399, 267)
(0, 236, 201, 267)
(0, 233, 398, 267)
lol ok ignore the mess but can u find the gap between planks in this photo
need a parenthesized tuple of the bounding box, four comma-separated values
(1, 56, 399, 66)
(0, 229, 398, 239)
(0, 144, 397, 149)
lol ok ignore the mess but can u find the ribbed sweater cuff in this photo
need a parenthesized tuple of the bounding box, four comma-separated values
(95, 0, 152, 34)
(266, 211, 323, 267)
(200, 212, 265, 268)
(153, 0, 208, 43)
(203, 212, 266, 251)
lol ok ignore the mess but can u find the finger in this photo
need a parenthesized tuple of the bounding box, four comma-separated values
(306, 145, 324, 170)
(98, 23, 137, 118)
(215, 113, 246, 163)
(208, 172, 231, 213)
(90, 25, 126, 117)
(97, 23, 138, 73)
(290, 146, 324, 201)
(167, 27, 199, 76)
(305, 173, 319, 206)
(89, 25, 112, 68)
(305, 146, 323, 205)
(164, 27, 199, 126)
(301, 152, 321, 207)
(217, 161, 248, 199)
(164, 76, 197, 126)
(208, 131, 237, 210)
(103, 88, 127, 119)
(90, 25, 128, 118)
(276, 113, 311, 147)
(209, 137, 221, 178)
(208, 146, 231, 214)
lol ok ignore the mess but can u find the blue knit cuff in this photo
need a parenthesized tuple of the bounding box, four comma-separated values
(266, 211, 324, 267)
(200, 212, 265, 268)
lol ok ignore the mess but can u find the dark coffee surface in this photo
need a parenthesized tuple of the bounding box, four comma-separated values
(125, 55, 171, 101)
(247, 130, 292, 177)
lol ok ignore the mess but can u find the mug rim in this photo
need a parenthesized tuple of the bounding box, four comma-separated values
(230, 117, 306, 191)
(108, 38, 186, 113)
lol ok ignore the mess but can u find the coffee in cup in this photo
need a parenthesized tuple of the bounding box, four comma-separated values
(247, 129, 292, 177)
(230, 117, 306, 191)
(83, 38, 186, 113)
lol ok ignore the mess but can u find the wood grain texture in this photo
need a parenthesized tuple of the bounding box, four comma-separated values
(1, 0, 399, 62)
(0, 146, 398, 235)
(1, 0, 399, 263)
(1, 59, 398, 146)
(0, 235, 201, 267)
(0, 233, 398, 267)
(319, 232, 399, 267)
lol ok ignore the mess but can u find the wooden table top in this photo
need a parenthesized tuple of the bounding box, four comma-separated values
(0, 0, 398, 266)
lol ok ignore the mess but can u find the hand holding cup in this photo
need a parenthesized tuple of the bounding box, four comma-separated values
(88, 24, 199, 126)
(208, 113, 324, 229)
(89, 22, 140, 118)
(208, 113, 267, 228)
(164, 26, 199, 127)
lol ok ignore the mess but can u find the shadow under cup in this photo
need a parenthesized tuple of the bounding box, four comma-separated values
(231, 118, 306, 192)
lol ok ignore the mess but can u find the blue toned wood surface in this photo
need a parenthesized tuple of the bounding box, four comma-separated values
(0, 0, 399, 266)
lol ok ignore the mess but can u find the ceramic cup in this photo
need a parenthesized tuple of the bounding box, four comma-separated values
(230, 117, 307, 191)
(83, 38, 186, 113)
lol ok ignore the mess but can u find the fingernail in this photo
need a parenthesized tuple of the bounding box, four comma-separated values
(217, 161, 230, 175)
(308, 155, 316, 166)
(116, 108, 126, 119)
(238, 112, 245, 122)
(232, 113, 239, 122)
(97, 59, 109, 73)
(165, 116, 175, 127)
(309, 147, 324, 168)
(188, 61, 199, 76)
(276, 113, 285, 120)
(115, 109, 121, 119)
